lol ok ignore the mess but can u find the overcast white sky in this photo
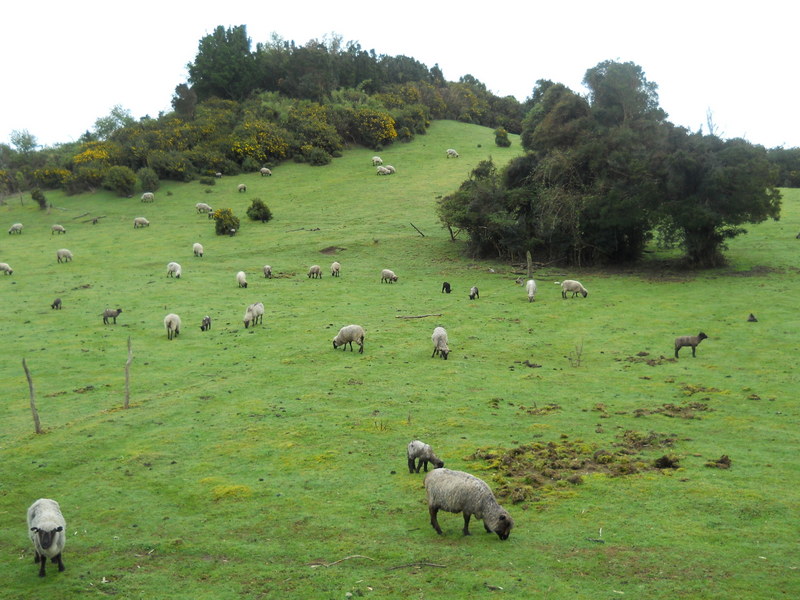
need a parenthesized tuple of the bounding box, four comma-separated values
(3, 1, 797, 149)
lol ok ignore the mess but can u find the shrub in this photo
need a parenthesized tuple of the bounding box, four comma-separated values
(212, 207, 240, 235)
(494, 127, 512, 147)
(31, 188, 47, 210)
(246, 198, 273, 223)
(305, 146, 332, 166)
(103, 165, 138, 196)
(137, 167, 160, 193)
(199, 177, 216, 186)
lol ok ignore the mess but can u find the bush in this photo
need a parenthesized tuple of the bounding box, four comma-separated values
(199, 177, 216, 186)
(103, 165, 138, 196)
(494, 127, 512, 147)
(137, 167, 160, 193)
(246, 198, 273, 223)
(212, 207, 240, 235)
(31, 188, 47, 210)
(305, 146, 332, 166)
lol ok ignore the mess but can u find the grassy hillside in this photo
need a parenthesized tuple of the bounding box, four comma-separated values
(1, 121, 798, 599)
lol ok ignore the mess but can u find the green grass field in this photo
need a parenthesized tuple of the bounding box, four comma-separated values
(1, 120, 798, 599)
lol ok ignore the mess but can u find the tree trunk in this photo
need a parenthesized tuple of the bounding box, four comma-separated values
(526, 250, 533, 279)
(23, 358, 42, 434)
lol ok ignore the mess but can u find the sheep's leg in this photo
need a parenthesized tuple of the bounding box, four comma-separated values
(674, 347, 680, 359)
(54, 552, 64, 572)
(358, 341, 364, 354)
(408, 458, 416, 473)
(37, 554, 46, 577)
(429, 506, 443, 534)
(691, 346, 697, 357)
(462, 513, 472, 536)
(33, 551, 40, 564)
(483, 520, 492, 533)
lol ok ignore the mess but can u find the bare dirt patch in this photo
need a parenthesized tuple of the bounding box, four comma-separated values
(634, 401, 712, 419)
(320, 246, 345, 254)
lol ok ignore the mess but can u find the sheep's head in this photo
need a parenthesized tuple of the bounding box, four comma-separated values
(432, 458, 445, 469)
(698, 332, 708, 341)
(581, 290, 588, 297)
(30, 526, 63, 549)
(439, 349, 450, 360)
(493, 513, 514, 541)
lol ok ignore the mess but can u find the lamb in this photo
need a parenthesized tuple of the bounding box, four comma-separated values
(407, 440, 445, 473)
(423, 468, 513, 540)
(133, 217, 150, 228)
(200, 315, 212, 331)
(195, 202, 213, 213)
(446, 148, 459, 158)
(51, 224, 66, 234)
(330, 261, 341, 277)
(244, 302, 264, 328)
(27, 498, 66, 577)
(525, 279, 537, 302)
(236, 270, 248, 288)
(307, 265, 322, 279)
(332, 324, 365, 353)
(164, 313, 181, 340)
(102, 308, 123, 324)
(431, 326, 450, 360)
(674, 332, 708, 358)
(167, 262, 182, 278)
(237, 183, 247, 192)
(141, 192, 155, 202)
(260, 167, 272, 176)
(376, 166, 392, 175)
(556, 280, 588, 299)
(193, 243, 204, 257)
(263, 265, 273, 279)
(381, 269, 398, 283)
(0, 262, 13, 275)
(469, 286, 479, 300)
(384, 165, 396, 174)
(371, 156, 383, 166)
(51, 298, 62, 310)
(441, 281, 451, 294)
(8, 222, 23, 234)
(56, 249, 73, 263)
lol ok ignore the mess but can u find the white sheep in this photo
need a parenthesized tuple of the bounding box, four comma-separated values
(424, 468, 513, 540)
(237, 183, 247, 193)
(0, 262, 13, 275)
(167, 262, 182, 278)
(193, 242, 204, 257)
(263, 265, 273, 279)
(330, 261, 341, 277)
(214, 172, 222, 178)
(164, 313, 181, 340)
(243, 301, 265, 328)
(236, 270, 248, 288)
(133, 217, 150, 228)
(308, 265, 322, 279)
(372, 156, 383, 166)
(260, 167, 272, 176)
(56, 249, 73, 263)
(332, 324, 365, 353)
(51, 224, 66, 234)
(8, 222, 23, 234)
(376, 166, 392, 175)
(27, 498, 66, 577)
(102, 308, 123, 324)
(446, 148, 459, 158)
(195, 202, 213, 213)
(431, 326, 450, 360)
(556, 279, 588, 298)
(141, 192, 155, 202)
(384, 165, 396, 174)
(675, 332, 708, 358)
(407, 440, 445, 473)
(469, 286, 479, 300)
(525, 279, 537, 302)
(381, 268, 398, 283)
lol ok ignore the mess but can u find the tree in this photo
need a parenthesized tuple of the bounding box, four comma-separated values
(583, 60, 665, 127)
(94, 105, 135, 140)
(11, 129, 38, 154)
(31, 188, 47, 210)
(103, 165, 137, 196)
(494, 127, 511, 147)
(187, 25, 257, 101)
(246, 197, 273, 222)
(171, 84, 198, 120)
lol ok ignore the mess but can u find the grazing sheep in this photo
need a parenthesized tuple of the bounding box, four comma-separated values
(260, 167, 272, 176)
(330, 261, 341, 277)
(384, 165, 396, 174)
(200, 315, 212, 331)
(525, 279, 537, 302)
(424, 468, 513, 540)
(102, 308, 123, 325)
(407, 440, 445, 473)
(381, 269, 398, 283)
(27, 498, 66, 577)
(307, 265, 322, 279)
(674, 332, 708, 358)
(372, 156, 383, 166)
(237, 183, 247, 193)
(133, 217, 150, 228)
(446, 148, 459, 158)
(263, 265, 273, 279)
(193, 242, 204, 257)
(167, 262, 182, 278)
(56, 249, 73, 263)
(469, 286, 479, 300)
(556, 280, 588, 299)
(431, 326, 450, 360)
(376, 166, 392, 175)
(164, 313, 181, 340)
(243, 302, 264, 328)
(141, 192, 155, 202)
(51, 298, 62, 310)
(236, 270, 248, 288)
(0, 262, 13, 275)
(332, 324, 365, 353)
(195, 202, 213, 213)
(51, 224, 66, 235)
(441, 281, 451, 294)
(214, 172, 222, 178)
(8, 222, 23, 234)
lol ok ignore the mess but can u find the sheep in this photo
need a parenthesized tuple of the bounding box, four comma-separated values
(263, 265, 273, 279)
(332, 324, 365, 353)
(167, 262, 182, 278)
(525, 279, 537, 302)
(56, 249, 73, 263)
(372, 156, 383, 166)
(200, 315, 212, 331)
(260, 167, 272, 176)
(141, 192, 155, 202)
(0, 262, 13, 275)
(308, 265, 322, 279)
(236, 270, 248, 288)
(469, 286, 479, 300)
(441, 281, 451, 294)
(423, 468, 513, 540)
(8, 222, 23, 234)
(27, 498, 66, 577)
(431, 326, 450, 360)
(446, 148, 459, 158)
(193, 242, 204, 257)
(384, 165, 396, 174)
(133, 217, 150, 228)
(237, 183, 247, 193)
(195, 202, 213, 213)
(381, 269, 398, 283)
(51, 224, 66, 235)
(407, 440, 445, 473)
(376, 166, 392, 175)
(102, 308, 123, 324)
(164, 313, 181, 340)
(243, 301, 264, 328)
(214, 172, 222, 178)
(556, 280, 588, 299)
(330, 261, 341, 277)
(674, 332, 708, 358)
(51, 298, 62, 310)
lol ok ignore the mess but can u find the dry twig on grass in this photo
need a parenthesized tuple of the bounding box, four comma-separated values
(307, 555, 375, 568)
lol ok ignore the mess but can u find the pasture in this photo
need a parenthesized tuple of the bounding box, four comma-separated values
(0, 120, 798, 599)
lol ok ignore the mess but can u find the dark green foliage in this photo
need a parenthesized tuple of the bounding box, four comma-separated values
(246, 197, 273, 222)
(494, 127, 511, 147)
(188, 25, 258, 101)
(147, 150, 193, 182)
(212, 207, 240, 235)
(137, 167, 160, 193)
(102, 165, 137, 196)
(767, 146, 800, 187)
(31, 187, 47, 209)
(198, 177, 216, 186)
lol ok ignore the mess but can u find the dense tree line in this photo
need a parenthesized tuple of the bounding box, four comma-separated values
(437, 61, 782, 267)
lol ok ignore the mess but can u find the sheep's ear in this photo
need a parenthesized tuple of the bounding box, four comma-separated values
(30, 527, 39, 532)
(498, 515, 506, 521)
(55, 526, 63, 532)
